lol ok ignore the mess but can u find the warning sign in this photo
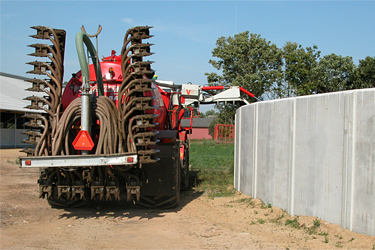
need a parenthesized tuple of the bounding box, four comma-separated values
(72, 130, 95, 151)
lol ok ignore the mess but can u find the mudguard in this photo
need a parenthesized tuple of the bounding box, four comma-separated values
(140, 130, 180, 197)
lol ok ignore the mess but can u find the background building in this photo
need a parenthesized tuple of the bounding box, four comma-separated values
(0, 72, 41, 148)
(181, 117, 214, 140)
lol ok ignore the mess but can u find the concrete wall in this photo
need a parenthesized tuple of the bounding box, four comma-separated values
(234, 88, 375, 236)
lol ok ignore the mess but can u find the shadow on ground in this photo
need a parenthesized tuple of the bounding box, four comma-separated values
(57, 170, 203, 220)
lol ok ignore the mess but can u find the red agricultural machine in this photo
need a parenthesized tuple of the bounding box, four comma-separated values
(20, 25, 255, 208)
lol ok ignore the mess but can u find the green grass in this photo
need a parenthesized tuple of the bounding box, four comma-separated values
(190, 140, 235, 197)
(190, 140, 235, 171)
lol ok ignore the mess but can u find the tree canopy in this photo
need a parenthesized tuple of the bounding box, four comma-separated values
(206, 31, 283, 103)
(205, 31, 374, 125)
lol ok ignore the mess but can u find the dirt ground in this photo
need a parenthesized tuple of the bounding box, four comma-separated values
(1, 149, 374, 250)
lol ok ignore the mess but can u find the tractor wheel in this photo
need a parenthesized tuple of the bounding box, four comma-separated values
(137, 158, 181, 209)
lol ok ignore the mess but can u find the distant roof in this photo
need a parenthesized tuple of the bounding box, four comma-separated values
(0, 72, 43, 113)
(181, 117, 215, 128)
(0, 72, 30, 81)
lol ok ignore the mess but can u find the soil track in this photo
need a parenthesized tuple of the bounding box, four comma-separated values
(1, 149, 374, 249)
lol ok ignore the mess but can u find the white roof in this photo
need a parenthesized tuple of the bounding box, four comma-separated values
(0, 72, 44, 113)
(155, 80, 175, 86)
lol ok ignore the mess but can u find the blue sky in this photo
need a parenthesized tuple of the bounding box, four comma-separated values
(1, 1, 374, 88)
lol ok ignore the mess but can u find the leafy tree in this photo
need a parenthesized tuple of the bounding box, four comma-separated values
(199, 112, 206, 118)
(282, 42, 321, 97)
(205, 31, 373, 127)
(312, 54, 356, 93)
(206, 31, 283, 127)
(352, 56, 375, 89)
(206, 31, 283, 102)
(203, 109, 218, 117)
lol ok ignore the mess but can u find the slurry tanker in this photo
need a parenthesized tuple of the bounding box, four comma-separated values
(20, 25, 255, 208)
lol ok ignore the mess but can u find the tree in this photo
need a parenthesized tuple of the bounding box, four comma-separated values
(282, 42, 320, 97)
(205, 31, 373, 127)
(206, 31, 283, 102)
(312, 54, 356, 93)
(352, 56, 375, 89)
(203, 109, 218, 117)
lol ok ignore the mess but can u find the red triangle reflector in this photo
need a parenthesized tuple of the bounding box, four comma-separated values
(72, 130, 95, 151)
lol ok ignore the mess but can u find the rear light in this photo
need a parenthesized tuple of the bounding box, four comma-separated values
(127, 157, 134, 163)
(25, 160, 31, 166)
(159, 138, 175, 144)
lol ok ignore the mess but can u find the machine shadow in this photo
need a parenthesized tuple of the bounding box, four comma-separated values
(57, 171, 203, 220)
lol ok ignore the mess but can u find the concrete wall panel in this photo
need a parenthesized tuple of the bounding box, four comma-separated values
(293, 93, 345, 225)
(351, 90, 375, 236)
(235, 88, 375, 236)
(255, 99, 294, 210)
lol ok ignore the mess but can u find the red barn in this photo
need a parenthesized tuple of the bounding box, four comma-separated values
(181, 117, 215, 140)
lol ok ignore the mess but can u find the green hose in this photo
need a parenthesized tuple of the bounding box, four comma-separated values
(75, 31, 104, 96)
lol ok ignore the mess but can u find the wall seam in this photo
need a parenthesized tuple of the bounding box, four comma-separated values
(253, 104, 258, 198)
(237, 109, 242, 191)
(290, 98, 296, 216)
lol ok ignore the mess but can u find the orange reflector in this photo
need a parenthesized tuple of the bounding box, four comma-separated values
(127, 157, 134, 163)
(72, 130, 95, 151)
(25, 160, 31, 166)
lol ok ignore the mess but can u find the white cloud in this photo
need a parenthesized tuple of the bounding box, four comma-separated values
(121, 18, 134, 25)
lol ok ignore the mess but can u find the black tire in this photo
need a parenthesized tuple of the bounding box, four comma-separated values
(137, 156, 181, 209)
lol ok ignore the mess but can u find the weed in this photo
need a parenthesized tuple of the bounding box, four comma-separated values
(285, 218, 300, 229)
(306, 218, 321, 235)
(259, 202, 272, 209)
(236, 197, 254, 207)
(335, 241, 344, 248)
(260, 201, 267, 209)
(269, 218, 283, 225)
(258, 218, 266, 224)
(348, 237, 355, 242)
(313, 218, 321, 228)
(7, 157, 20, 164)
(278, 213, 286, 220)
(335, 234, 343, 240)
(324, 235, 329, 243)
(254, 210, 258, 214)
(270, 213, 285, 225)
